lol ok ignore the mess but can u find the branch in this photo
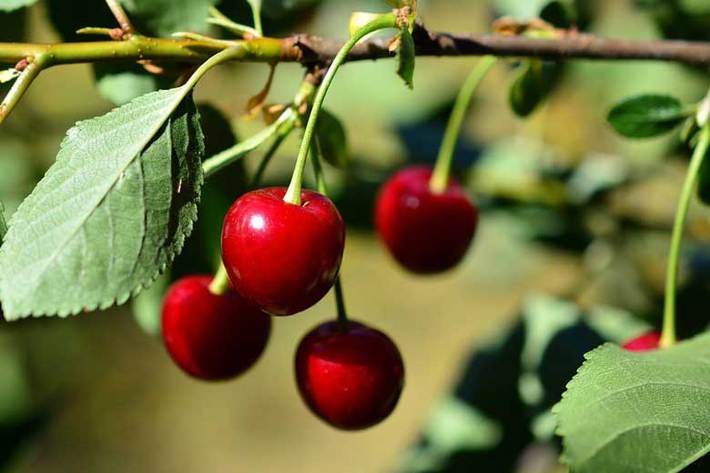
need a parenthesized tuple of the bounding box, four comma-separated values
(0, 26, 709, 70)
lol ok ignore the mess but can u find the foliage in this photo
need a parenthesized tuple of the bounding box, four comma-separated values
(0, 90, 203, 319)
(555, 333, 710, 472)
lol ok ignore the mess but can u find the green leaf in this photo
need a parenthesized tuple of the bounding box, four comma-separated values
(396, 28, 416, 89)
(554, 333, 710, 473)
(94, 64, 175, 106)
(0, 88, 204, 319)
(697, 149, 710, 205)
(120, 0, 219, 37)
(132, 271, 169, 336)
(0, 0, 36, 12)
(315, 109, 349, 169)
(509, 60, 561, 117)
(607, 94, 687, 138)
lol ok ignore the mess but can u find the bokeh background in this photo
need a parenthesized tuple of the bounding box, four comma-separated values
(1, 0, 709, 471)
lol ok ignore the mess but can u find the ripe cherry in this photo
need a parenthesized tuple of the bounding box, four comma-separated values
(161, 275, 271, 380)
(374, 165, 478, 274)
(295, 320, 405, 430)
(221, 187, 345, 316)
(622, 331, 662, 352)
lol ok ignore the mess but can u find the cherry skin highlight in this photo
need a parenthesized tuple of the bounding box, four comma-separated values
(161, 275, 271, 381)
(622, 331, 662, 352)
(295, 320, 405, 430)
(374, 165, 478, 274)
(221, 187, 345, 316)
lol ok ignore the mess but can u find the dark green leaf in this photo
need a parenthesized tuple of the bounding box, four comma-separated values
(607, 94, 687, 138)
(554, 333, 710, 473)
(315, 109, 349, 169)
(396, 28, 415, 90)
(0, 88, 204, 319)
(697, 148, 710, 205)
(120, 0, 219, 37)
(0, 0, 36, 12)
(509, 60, 561, 117)
(540, 1, 576, 27)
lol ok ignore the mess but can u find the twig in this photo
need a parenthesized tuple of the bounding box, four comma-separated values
(105, 0, 134, 34)
(0, 25, 708, 69)
(0, 57, 44, 124)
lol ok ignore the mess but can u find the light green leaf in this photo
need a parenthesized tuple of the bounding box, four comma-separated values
(607, 94, 687, 138)
(554, 333, 710, 473)
(315, 109, 348, 169)
(0, 0, 36, 12)
(396, 28, 415, 89)
(0, 88, 204, 319)
(132, 271, 169, 336)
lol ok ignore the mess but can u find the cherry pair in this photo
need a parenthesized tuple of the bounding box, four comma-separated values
(161, 274, 404, 430)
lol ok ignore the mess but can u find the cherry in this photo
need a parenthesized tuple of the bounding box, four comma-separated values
(374, 165, 478, 274)
(295, 320, 405, 430)
(221, 187, 345, 316)
(622, 331, 662, 352)
(161, 275, 271, 380)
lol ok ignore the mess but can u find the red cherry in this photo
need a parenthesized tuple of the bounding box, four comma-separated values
(622, 331, 662, 352)
(221, 187, 345, 316)
(161, 275, 271, 380)
(295, 320, 405, 430)
(374, 165, 478, 274)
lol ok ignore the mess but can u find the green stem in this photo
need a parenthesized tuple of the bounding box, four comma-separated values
(429, 55, 497, 193)
(283, 13, 397, 205)
(202, 107, 295, 178)
(250, 117, 296, 187)
(0, 56, 45, 125)
(309, 137, 349, 330)
(208, 262, 231, 295)
(661, 125, 710, 348)
(249, 2, 264, 37)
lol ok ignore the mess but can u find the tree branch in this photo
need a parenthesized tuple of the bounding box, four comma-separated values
(0, 26, 709, 70)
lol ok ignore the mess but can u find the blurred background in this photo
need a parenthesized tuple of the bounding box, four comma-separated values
(1, 0, 709, 471)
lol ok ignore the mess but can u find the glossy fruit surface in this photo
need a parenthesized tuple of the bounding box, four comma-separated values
(622, 331, 662, 352)
(221, 187, 345, 316)
(374, 165, 478, 274)
(295, 320, 405, 430)
(162, 275, 271, 380)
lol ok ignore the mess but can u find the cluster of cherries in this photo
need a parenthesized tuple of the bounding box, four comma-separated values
(160, 164, 479, 429)
(160, 158, 659, 430)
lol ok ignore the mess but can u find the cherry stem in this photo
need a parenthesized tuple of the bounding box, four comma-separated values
(310, 134, 349, 331)
(283, 12, 397, 206)
(429, 55, 497, 194)
(208, 262, 231, 295)
(661, 124, 710, 348)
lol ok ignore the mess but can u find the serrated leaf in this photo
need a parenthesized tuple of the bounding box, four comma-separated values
(554, 333, 710, 473)
(509, 60, 561, 117)
(0, 0, 36, 12)
(315, 109, 349, 169)
(397, 28, 415, 89)
(0, 87, 204, 319)
(607, 94, 687, 138)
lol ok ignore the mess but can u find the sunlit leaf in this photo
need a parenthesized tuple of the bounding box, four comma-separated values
(554, 333, 710, 473)
(0, 88, 204, 319)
